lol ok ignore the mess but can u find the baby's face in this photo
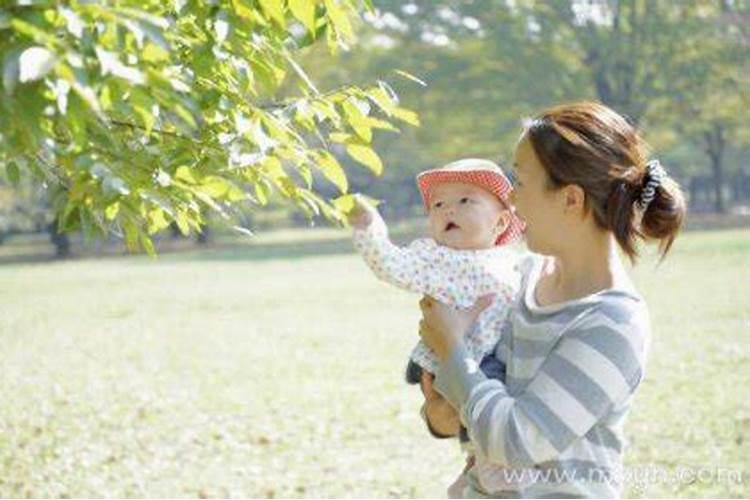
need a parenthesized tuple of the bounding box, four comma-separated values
(426, 182, 511, 250)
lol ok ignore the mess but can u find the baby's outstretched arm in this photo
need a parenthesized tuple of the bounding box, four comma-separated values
(350, 200, 457, 302)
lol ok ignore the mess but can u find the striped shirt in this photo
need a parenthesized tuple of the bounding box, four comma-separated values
(434, 254, 651, 498)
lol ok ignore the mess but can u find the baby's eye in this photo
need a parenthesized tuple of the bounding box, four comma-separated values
(460, 197, 470, 204)
(434, 201, 443, 208)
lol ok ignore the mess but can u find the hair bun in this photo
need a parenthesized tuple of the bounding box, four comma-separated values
(640, 174, 686, 257)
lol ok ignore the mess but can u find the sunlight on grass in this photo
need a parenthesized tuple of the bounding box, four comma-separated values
(1, 228, 747, 497)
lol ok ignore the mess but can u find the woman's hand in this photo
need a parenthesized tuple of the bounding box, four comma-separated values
(418, 295, 494, 361)
(420, 371, 460, 437)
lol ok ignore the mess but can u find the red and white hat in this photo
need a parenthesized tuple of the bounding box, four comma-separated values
(416, 158, 525, 246)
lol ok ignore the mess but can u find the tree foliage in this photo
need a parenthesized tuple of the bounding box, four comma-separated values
(0, 0, 417, 253)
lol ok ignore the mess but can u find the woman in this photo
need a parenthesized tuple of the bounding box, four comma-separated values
(418, 101, 685, 498)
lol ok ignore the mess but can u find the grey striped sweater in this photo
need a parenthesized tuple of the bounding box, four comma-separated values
(434, 254, 651, 498)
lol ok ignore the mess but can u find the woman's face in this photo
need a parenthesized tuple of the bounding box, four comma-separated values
(511, 137, 567, 255)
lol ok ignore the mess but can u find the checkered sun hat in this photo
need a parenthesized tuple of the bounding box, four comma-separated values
(416, 158, 526, 246)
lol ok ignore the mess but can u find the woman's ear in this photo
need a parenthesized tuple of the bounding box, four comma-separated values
(562, 184, 586, 217)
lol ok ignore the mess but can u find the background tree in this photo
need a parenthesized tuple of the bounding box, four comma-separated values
(657, 0, 750, 213)
(307, 0, 749, 217)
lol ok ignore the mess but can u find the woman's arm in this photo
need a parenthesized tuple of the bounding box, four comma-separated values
(421, 297, 648, 468)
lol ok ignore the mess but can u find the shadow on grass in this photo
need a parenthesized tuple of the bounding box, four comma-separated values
(0, 229, 425, 266)
(169, 237, 358, 262)
(0, 252, 60, 267)
(170, 226, 425, 262)
(0, 237, 358, 266)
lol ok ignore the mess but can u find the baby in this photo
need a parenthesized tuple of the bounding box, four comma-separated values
(348, 158, 531, 494)
(348, 158, 524, 378)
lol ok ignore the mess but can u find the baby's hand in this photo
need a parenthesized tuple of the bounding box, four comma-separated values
(347, 194, 376, 229)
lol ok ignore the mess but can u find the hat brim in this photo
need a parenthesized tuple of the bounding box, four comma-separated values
(416, 169, 526, 246)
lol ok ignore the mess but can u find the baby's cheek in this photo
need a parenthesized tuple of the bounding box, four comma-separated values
(427, 216, 443, 238)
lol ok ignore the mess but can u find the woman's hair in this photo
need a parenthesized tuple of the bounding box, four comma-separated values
(522, 101, 686, 262)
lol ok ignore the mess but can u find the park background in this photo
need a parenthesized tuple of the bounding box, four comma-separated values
(1, 0, 748, 497)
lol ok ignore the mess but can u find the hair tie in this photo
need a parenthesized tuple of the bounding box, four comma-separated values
(639, 160, 666, 210)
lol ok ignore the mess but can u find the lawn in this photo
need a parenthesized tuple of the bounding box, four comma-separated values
(1, 227, 748, 498)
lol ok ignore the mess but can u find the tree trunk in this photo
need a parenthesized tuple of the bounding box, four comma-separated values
(704, 123, 727, 214)
(711, 157, 725, 213)
(196, 225, 212, 245)
(48, 219, 71, 258)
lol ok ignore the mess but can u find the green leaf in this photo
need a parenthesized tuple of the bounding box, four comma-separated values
(391, 106, 420, 126)
(197, 176, 247, 202)
(175, 212, 190, 236)
(329, 132, 352, 143)
(6, 161, 20, 186)
(226, 183, 247, 202)
(346, 143, 383, 175)
(254, 180, 271, 205)
(142, 43, 169, 63)
(289, 0, 316, 35)
(231, 0, 255, 20)
(323, 0, 354, 42)
(141, 234, 157, 257)
(105, 202, 120, 221)
(259, 0, 286, 29)
(259, 156, 285, 179)
(316, 151, 348, 193)
(131, 89, 156, 135)
(147, 208, 170, 234)
(393, 69, 427, 87)
(366, 86, 396, 115)
(123, 219, 140, 253)
(299, 164, 313, 188)
(331, 193, 381, 224)
(362, 116, 399, 132)
(342, 100, 372, 142)
(198, 176, 231, 197)
(311, 100, 340, 123)
(175, 165, 198, 184)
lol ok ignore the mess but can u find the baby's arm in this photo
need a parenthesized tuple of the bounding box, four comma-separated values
(349, 196, 460, 301)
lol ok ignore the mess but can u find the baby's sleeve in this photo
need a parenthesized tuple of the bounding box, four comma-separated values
(479, 254, 524, 305)
(445, 253, 522, 309)
(352, 215, 458, 305)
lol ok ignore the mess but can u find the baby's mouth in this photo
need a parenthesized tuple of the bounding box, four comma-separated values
(444, 222, 460, 231)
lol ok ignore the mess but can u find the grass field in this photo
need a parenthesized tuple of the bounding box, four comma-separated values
(1, 227, 748, 498)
